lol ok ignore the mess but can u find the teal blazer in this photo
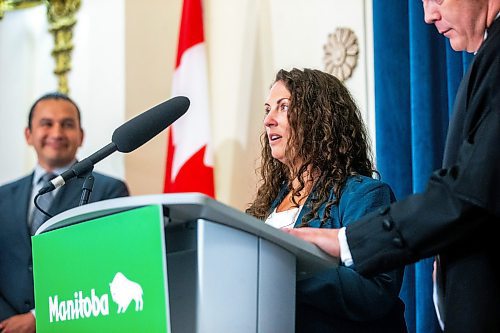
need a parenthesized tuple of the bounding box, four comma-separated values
(271, 176, 407, 332)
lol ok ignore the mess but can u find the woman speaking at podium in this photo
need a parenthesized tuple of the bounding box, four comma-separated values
(247, 68, 407, 333)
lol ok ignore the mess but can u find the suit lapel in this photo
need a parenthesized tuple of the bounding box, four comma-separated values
(17, 175, 33, 223)
(11, 174, 34, 246)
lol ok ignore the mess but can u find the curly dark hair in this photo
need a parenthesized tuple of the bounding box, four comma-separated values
(246, 68, 376, 226)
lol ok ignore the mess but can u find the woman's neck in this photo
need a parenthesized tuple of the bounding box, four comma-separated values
(277, 168, 316, 212)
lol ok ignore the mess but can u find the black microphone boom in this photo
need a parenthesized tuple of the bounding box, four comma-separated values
(41, 143, 118, 193)
(113, 96, 190, 153)
(39, 96, 190, 194)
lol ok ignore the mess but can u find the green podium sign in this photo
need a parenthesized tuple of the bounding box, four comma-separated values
(32, 205, 170, 333)
(31, 193, 338, 332)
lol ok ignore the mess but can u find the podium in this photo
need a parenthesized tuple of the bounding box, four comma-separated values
(32, 193, 337, 333)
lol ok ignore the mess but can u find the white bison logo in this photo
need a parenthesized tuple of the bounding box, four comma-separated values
(109, 272, 144, 314)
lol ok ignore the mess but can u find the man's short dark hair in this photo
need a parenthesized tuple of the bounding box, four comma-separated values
(28, 92, 81, 129)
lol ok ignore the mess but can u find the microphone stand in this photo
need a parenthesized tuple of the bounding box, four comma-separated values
(79, 170, 95, 206)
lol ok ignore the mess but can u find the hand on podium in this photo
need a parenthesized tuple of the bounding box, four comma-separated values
(0, 312, 35, 333)
(283, 227, 340, 258)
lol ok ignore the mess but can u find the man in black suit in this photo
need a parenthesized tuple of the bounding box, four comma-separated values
(286, 1, 500, 332)
(0, 93, 129, 332)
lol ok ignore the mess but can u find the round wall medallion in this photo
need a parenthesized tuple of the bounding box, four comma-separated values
(323, 27, 359, 82)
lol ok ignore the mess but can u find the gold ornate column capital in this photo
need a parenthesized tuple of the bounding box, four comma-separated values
(0, 0, 80, 95)
(47, 0, 81, 95)
(0, 0, 44, 19)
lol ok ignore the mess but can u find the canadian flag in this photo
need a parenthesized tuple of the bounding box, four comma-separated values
(164, 0, 215, 197)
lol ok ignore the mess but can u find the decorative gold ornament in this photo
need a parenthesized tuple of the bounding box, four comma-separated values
(0, 0, 80, 95)
(47, 0, 80, 95)
(0, 0, 43, 19)
(323, 27, 359, 82)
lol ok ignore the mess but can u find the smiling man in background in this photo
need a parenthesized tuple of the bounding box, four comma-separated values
(0, 93, 129, 333)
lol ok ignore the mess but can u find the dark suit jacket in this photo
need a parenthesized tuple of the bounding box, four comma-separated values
(346, 19, 500, 333)
(0, 171, 129, 321)
(272, 176, 407, 333)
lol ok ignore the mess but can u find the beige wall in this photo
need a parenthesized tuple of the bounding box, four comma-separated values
(124, 0, 181, 196)
(122, 0, 373, 212)
(122, 0, 267, 210)
(0, 0, 373, 213)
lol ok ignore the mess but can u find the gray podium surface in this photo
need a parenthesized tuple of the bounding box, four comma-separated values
(37, 193, 338, 333)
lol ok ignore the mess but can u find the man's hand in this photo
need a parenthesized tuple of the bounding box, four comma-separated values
(0, 313, 35, 333)
(283, 227, 341, 257)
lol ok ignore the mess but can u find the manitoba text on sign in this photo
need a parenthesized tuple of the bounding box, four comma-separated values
(32, 205, 170, 333)
(49, 272, 144, 322)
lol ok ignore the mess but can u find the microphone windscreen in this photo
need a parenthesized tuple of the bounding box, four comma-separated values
(112, 96, 189, 153)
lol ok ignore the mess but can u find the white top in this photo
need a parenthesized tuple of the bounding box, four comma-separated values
(265, 206, 302, 229)
(338, 227, 353, 266)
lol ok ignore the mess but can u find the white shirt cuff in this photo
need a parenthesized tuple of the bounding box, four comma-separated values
(30, 308, 36, 318)
(338, 227, 354, 267)
(433, 281, 445, 330)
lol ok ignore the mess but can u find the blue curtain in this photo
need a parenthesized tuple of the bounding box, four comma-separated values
(372, 1, 473, 332)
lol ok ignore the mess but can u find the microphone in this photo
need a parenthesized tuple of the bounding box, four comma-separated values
(39, 96, 190, 194)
